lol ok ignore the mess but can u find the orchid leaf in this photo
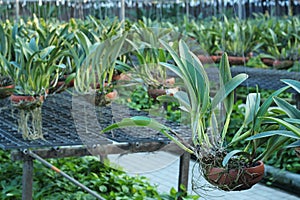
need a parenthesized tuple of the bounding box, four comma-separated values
(211, 73, 248, 110)
(281, 79, 300, 93)
(174, 91, 192, 112)
(254, 86, 290, 130)
(284, 118, 300, 125)
(246, 130, 299, 141)
(244, 93, 260, 126)
(263, 117, 300, 137)
(222, 150, 249, 167)
(273, 97, 300, 119)
(101, 116, 169, 133)
(286, 140, 300, 148)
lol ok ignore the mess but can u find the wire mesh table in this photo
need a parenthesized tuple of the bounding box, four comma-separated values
(0, 91, 192, 200)
(231, 66, 300, 108)
(231, 66, 300, 92)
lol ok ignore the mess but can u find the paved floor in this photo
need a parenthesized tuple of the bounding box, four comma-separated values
(108, 151, 300, 200)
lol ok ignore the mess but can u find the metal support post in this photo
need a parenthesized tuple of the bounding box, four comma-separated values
(178, 152, 191, 192)
(120, 0, 125, 22)
(22, 155, 33, 200)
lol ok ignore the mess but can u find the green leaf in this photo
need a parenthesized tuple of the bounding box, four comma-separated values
(246, 130, 299, 140)
(29, 37, 38, 52)
(286, 140, 300, 148)
(281, 79, 300, 93)
(75, 31, 92, 56)
(244, 93, 260, 126)
(101, 116, 169, 133)
(222, 150, 248, 167)
(219, 53, 234, 113)
(0, 25, 7, 56)
(274, 97, 300, 119)
(263, 117, 300, 137)
(39, 46, 56, 59)
(284, 118, 300, 125)
(211, 73, 248, 110)
(174, 91, 191, 112)
(254, 86, 290, 130)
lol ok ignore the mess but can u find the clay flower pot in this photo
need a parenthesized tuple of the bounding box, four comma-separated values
(50, 75, 75, 94)
(10, 94, 44, 104)
(10, 94, 45, 110)
(148, 88, 167, 100)
(147, 77, 177, 99)
(197, 55, 215, 64)
(261, 58, 294, 69)
(210, 55, 250, 65)
(105, 90, 118, 100)
(205, 161, 265, 191)
(10, 94, 45, 140)
(0, 84, 14, 99)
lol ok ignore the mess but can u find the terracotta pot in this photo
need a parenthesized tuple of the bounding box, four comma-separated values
(10, 94, 44, 104)
(112, 73, 131, 81)
(197, 55, 215, 64)
(105, 90, 118, 100)
(164, 77, 175, 86)
(210, 55, 250, 65)
(0, 84, 14, 98)
(148, 88, 166, 99)
(91, 90, 118, 106)
(273, 60, 294, 69)
(10, 95, 45, 111)
(205, 161, 264, 191)
(261, 58, 294, 69)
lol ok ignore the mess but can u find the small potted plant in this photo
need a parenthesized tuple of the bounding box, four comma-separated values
(73, 33, 127, 106)
(8, 37, 66, 140)
(259, 24, 299, 70)
(0, 55, 14, 98)
(101, 39, 292, 192)
(122, 22, 177, 99)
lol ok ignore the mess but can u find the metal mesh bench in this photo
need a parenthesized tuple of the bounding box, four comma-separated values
(0, 91, 192, 199)
(231, 66, 300, 108)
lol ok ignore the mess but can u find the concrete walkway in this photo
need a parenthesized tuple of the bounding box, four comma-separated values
(108, 151, 300, 200)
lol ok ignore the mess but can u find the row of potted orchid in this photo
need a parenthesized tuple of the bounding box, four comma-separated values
(0, 16, 126, 139)
(182, 14, 300, 69)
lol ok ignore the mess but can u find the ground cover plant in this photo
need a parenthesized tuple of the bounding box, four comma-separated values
(0, 149, 199, 200)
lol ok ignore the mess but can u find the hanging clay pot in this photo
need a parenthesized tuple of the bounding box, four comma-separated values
(204, 161, 265, 191)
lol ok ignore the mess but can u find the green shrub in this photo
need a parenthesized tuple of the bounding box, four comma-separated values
(0, 150, 199, 199)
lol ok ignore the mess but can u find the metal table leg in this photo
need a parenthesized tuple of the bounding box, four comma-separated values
(22, 155, 33, 200)
(178, 152, 191, 192)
